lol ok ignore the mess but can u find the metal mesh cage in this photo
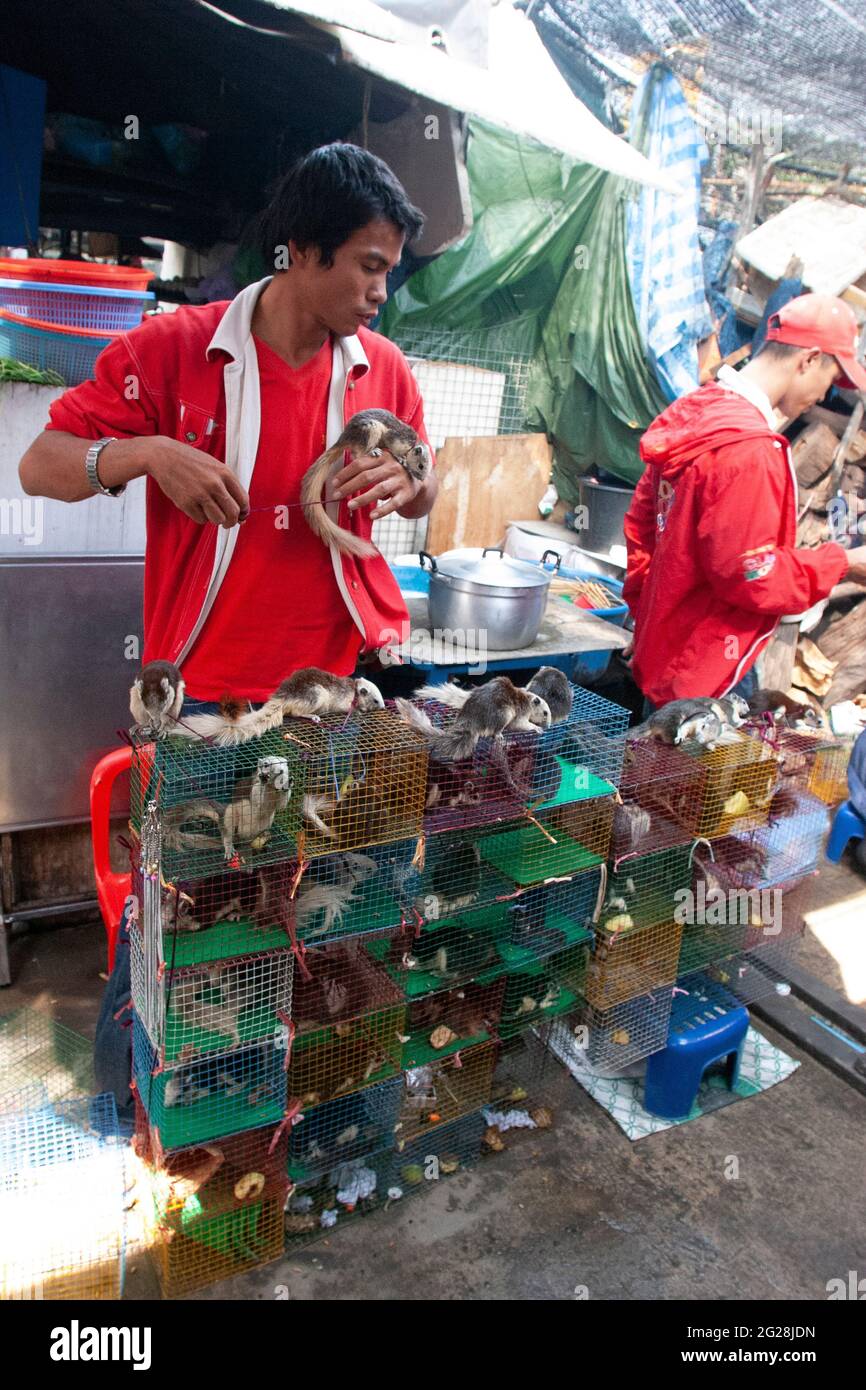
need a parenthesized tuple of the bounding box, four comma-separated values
(398, 1037, 498, 1143)
(574, 987, 675, 1073)
(287, 1076, 403, 1182)
(290, 930, 407, 1038)
(698, 932, 802, 1005)
(367, 877, 597, 1007)
(135, 1104, 289, 1222)
(0, 1094, 126, 1300)
(392, 323, 537, 449)
(131, 927, 293, 1066)
(619, 733, 780, 845)
(400, 683, 628, 834)
(748, 723, 851, 808)
(0, 1007, 94, 1108)
(585, 919, 684, 1010)
(152, 1193, 285, 1298)
(389, 1108, 487, 1195)
(284, 1144, 394, 1243)
(138, 837, 420, 967)
(285, 1003, 406, 1107)
(131, 708, 429, 879)
(606, 840, 694, 930)
(133, 1021, 287, 1149)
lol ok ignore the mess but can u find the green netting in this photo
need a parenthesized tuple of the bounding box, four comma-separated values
(381, 118, 666, 488)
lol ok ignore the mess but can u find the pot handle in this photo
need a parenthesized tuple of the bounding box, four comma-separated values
(481, 546, 505, 559)
(418, 550, 438, 573)
(540, 548, 562, 572)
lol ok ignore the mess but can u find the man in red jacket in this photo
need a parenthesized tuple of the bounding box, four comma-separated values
(623, 293, 866, 707)
(17, 143, 437, 1124)
(19, 143, 437, 697)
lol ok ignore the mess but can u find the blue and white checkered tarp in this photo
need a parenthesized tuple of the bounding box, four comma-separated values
(626, 64, 714, 403)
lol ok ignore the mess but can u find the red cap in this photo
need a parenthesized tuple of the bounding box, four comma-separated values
(765, 292, 866, 391)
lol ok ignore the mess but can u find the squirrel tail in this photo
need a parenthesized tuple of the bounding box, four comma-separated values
(415, 683, 470, 709)
(173, 697, 285, 747)
(394, 698, 478, 762)
(300, 446, 378, 558)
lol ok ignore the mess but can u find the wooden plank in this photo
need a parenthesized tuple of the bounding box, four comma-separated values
(792, 421, 838, 488)
(819, 600, 866, 703)
(751, 991, 866, 1098)
(758, 621, 799, 691)
(425, 433, 552, 554)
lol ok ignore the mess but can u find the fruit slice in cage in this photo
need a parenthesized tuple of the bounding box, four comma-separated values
(400, 682, 627, 834)
(584, 918, 684, 1011)
(284, 1143, 394, 1244)
(133, 1022, 288, 1149)
(287, 1075, 403, 1182)
(134, 1101, 290, 1222)
(397, 1037, 498, 1143)
(130, 706, 428, 879)
(130, 928, 293, 1065)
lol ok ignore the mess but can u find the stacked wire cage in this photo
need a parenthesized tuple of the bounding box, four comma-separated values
(128, 704, 430, 1290)
(286, 678, 631, 1236)
(571, 720, 841, 1076)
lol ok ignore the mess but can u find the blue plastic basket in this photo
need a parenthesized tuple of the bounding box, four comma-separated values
(0, 278, 153, 331)
(0, 310, 114, 386)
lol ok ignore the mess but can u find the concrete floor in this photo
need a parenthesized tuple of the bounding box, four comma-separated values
(3, 857, 865, 1302)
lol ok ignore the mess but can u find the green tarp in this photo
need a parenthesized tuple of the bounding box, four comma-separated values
(381, 119, 667, 489)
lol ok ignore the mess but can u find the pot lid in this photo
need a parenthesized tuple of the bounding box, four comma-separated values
(428, 548, 551, 589)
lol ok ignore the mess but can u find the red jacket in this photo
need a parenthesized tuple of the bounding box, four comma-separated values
(47, 291, 430, 687)
(623, 381, 848, 704)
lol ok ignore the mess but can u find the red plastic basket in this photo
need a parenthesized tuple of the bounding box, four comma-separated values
(0, 257, 152, 291)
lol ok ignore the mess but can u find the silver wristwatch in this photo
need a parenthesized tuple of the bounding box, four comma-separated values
(85, 437, 125, 497)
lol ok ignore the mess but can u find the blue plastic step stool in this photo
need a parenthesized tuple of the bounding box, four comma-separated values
(825, 800, 866, 863)
(644, 976, 749, 1120)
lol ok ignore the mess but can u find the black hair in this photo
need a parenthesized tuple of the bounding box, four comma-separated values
(755, 340, 835, 368)
(257, 142, 424, 270)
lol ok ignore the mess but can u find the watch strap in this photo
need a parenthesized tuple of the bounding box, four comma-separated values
(85, 437, 125, 497)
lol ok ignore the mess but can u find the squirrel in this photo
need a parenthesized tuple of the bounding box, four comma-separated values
(129, 660, 185, 737)
(396, 676, 551, 762)
(300, 408, 431, 557)
(416, 667, 572, 726)
(747, 689, 823, 729)
(173, 667, 384, 747)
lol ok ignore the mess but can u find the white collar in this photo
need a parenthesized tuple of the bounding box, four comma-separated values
(205, 275, 370, 377)
(717, 363, 777, 432)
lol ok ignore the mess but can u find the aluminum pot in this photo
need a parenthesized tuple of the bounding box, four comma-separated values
(419, 546, 555, 650)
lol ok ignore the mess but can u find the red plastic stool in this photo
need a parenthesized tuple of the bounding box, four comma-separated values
(89, 746, 134, 971)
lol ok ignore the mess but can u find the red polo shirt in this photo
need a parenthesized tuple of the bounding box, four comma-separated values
(46, 300, 431, 699)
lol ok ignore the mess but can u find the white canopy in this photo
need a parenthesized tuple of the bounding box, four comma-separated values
(263, 0, 680, 191)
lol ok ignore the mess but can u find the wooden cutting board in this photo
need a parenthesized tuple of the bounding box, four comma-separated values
(425, 433, 552, 553)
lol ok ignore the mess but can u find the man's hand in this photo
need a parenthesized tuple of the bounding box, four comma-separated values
(145, 438, 249, 527)
(845, 546, 866, 584)
(331, 450, 421, 521)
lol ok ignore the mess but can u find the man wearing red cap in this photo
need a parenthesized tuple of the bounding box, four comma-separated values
(624, 292, 866, 707)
